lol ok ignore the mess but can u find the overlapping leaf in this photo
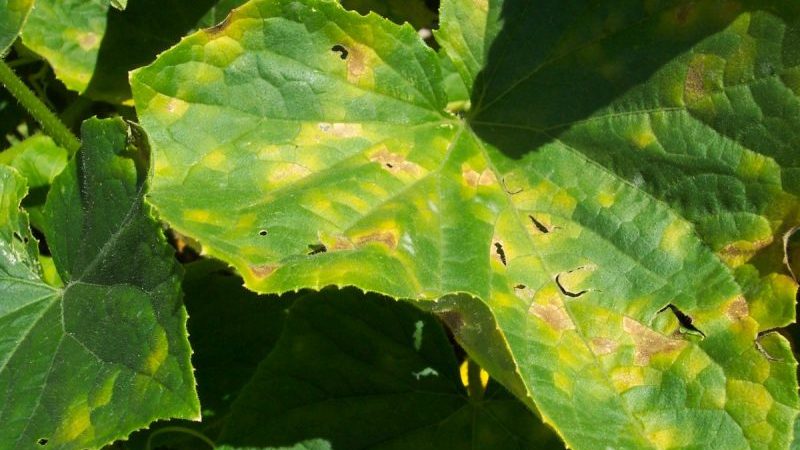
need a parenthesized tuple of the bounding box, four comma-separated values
(0, 0, 32, 54)
(131, 0, 800, 448)
(20, 0, 221, 102)
(218, 289, 562, 449)
(0, 118, 198, 449)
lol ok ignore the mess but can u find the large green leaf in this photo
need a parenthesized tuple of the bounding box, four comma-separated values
(131, 0, 800, 448)
(0, 118, 198, 449)
(217, 289, 562, 449)
(0, 0, 33, 54)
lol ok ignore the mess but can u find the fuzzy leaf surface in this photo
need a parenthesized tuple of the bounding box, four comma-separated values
(0, 118, 198, 449)
(131, 0, 800, 448)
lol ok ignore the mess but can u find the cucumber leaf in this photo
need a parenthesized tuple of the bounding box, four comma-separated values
(131, 1, 800, 448)
(20, 0, 220, 103)
(0, 118, 198, 449)
(0, 134, 68, 232)
(218, 289, 562, 449)
(0, 0, 33, 55)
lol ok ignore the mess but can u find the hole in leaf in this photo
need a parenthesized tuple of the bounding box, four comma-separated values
(555, 272, 588, 298)
(37, 438, 48, 446)
(755, 331, 782, 361)
(514, 284, 526, 289)
(307, 243, 327, 255)
(331, 44, 349, 60)
(493, 242, 507, 266)
(658, 304, 705, 337)
(528, 215, 550, 234)
(501, 177, 523, 194)
(386, 163, 394, 168)
(259, 230, 268, 236)
(31, 227, 50, 256)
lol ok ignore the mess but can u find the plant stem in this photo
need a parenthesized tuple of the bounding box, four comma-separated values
(0, 59, 80, 154)
(467, 358, 485, 402)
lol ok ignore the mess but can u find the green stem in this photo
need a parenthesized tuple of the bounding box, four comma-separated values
(467, 358, 485, 402)
(0, 59, 80, 154)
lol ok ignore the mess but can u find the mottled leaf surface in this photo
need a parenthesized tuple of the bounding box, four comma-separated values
(132, 0, 800, 448)
(218, 290, 562, 449)
(0, 0, 32, 54)
(0, 118, 198, 449)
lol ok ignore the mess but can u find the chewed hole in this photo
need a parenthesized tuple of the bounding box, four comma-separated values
(37, 438, 48, 446)
(259, 230, 268, 236)
(307, 243, 327, 255)
(493, 242, 507, 266)
(331, 44, 349, 60)
(659, 304, 705, 337)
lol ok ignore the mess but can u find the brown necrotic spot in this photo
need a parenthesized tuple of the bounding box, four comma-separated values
(530, 303, 575, 332)
(590, 337, 619, 356)
(356, 231, 397, 249)
(725, 296, 749, 321)
(249, 264, 278, 279)
(331, 44, 349, 59)
(206, 12, 233, 35)
(462, 167, 497, 188)
(369, 148, 421, 176)
(622, 317, 686, 366)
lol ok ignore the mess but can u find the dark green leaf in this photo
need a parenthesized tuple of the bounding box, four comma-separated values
(0, 118, 198, 449)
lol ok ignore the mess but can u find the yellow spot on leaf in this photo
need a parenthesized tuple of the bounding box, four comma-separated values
(596, 190, 616, 208)
(553, 371, 573, 394)
(184, 209, 212, 223)
(144, 329, 169, 375)
(659, 218, 692, 258)
(632, 129, 657, 149)
(610, 366, 649, 392)
(55, 402, 92, 442)
(203, 35, 244, 66)
(717, 236, 773, 267)
(89, 371, 119, 408)
(201, 150, 227, 170)
(648, 426, 684, 449)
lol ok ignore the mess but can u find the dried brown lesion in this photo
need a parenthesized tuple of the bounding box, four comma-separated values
(462, 166, 498, 188)
(369, 148, 423, 176)
(725, 295, 749, 321)
(355, 231, 397, 249)
(529, 303, 576, 332)
(249, 263, 278, 279)
(623, 317, 687, 366)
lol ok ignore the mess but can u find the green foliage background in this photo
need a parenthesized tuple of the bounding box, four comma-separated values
(0, 1, 799, 449)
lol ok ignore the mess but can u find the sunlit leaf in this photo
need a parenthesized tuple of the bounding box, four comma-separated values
(131, 0, 800, 448)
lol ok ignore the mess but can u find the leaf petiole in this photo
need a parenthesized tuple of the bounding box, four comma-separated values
(0, 58, 80, 154)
